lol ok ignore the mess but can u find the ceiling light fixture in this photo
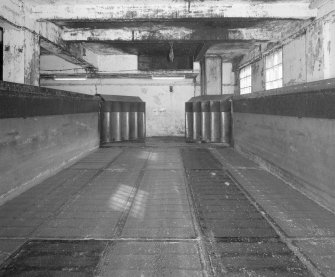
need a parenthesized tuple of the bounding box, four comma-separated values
(54, 77, 87, 81)
(152, 76, 185, 80)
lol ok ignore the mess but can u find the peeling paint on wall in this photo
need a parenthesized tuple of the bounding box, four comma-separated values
(306, 20, 324, 82)
(24, 31, 40, 86)
(2, 27, 25, 84)
(283, 34, 306, 86)
(205, 56, 222, 95)
(251, 59, 265, 93)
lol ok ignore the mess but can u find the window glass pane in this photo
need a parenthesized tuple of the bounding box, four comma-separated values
(239, 65, 252, 94)
(265, 48, 283, 90)
(274, 53, 278, 65)
(279, 66, 283, 79)
(274, 66, 279, 79)
(266, 56, 271, 68)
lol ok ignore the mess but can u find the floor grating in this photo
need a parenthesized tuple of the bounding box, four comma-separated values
(0, 240, 107, 277)
(180, 147, 314, 277)
(0, 144, 324, 276)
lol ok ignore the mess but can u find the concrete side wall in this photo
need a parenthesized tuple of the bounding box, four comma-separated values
(0, 113, 99, 204)
(283, 35, 307, 86)
(24, 30, 40, 86)
(42, 78, 195, 137)
(2, 27, 25, 84)
(306, 19, 325, 82)
(238, 11, 335, 94)
(233, 112, 335, 211)
(0, 0, 41, 85)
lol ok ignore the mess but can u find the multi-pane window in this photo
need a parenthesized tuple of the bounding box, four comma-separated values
(265, 49, 283, 90)
(239, 65, 252, 94)
(0, 28, 3, 81)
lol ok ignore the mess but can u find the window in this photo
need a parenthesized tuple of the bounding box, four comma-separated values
(239, 65, 252, 94)
(265, 49, 282, 90)
(0, 28, 2, 81)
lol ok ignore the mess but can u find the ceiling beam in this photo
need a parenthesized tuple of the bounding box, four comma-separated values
(310, 0, 330, 8)
(40, 38, 97, 71)
(62, 22, 303, 42)
(38, 22, 97, 70)
(31, 1, 316, 21)
(195, 43, 212, 61)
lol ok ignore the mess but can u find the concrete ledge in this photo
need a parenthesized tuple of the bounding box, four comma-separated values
(0, 81, 100, 118)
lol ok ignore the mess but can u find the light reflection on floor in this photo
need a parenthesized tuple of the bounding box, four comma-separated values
(136, 151, 151, 160)
(109, 184, 148, 219)
(109, 184, 133, 212)
(148, 152, 158, 161)
(130, 189, 148, 219)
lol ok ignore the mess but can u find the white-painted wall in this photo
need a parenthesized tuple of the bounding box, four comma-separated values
(2, 27, 25, 84)
(0, 0, 41, 85)
(97, 54, 138, 72)
(42, 78, 196, 137)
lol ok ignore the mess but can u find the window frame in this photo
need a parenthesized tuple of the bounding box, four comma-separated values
(0, 27, 3, 81)
(265, 48, 283, 90)
(239, 64, 252, 95)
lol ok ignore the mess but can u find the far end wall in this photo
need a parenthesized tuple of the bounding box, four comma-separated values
(42, 78, 196, 137)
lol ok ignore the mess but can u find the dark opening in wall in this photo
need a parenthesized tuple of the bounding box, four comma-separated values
(0, 28, 3, 81)
(138, 55, 193, 71)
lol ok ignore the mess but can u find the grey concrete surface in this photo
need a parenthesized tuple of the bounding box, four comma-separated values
(0, 139, 334, 276)
(0, 113, 100, 205)
(212, 147, 335, 277)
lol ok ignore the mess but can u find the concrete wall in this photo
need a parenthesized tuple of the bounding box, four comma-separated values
(231, 8, 335, 212)
(205, 57, 222, 95)
(2, 27, 25, 84)
(0, 82, 100, 205)
(251, 59, 265, 93)
(283, 35, 307, 86)
(233, 112, 335, 212)
(42, 78, 195, 137)
(232, 80, 335, 212)
(0, 0, 41, 86)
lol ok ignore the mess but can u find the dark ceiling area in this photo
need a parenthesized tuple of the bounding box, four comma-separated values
(51, 18, 301, 30)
